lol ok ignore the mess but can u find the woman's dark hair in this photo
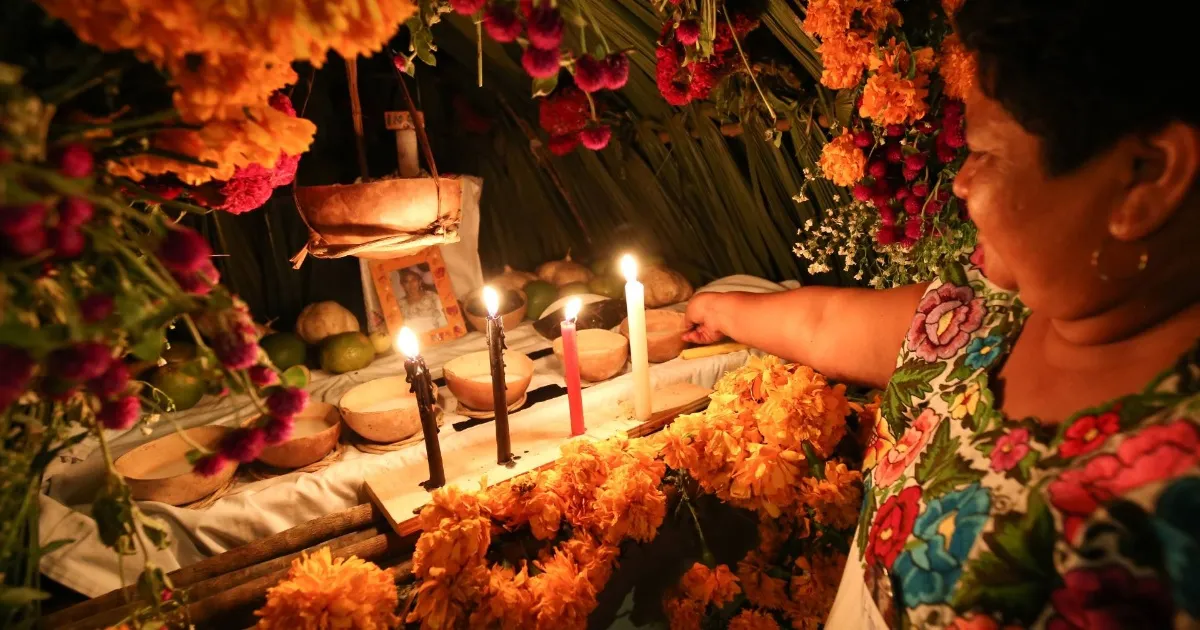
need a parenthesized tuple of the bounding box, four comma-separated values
(955, 0, 1200, 175)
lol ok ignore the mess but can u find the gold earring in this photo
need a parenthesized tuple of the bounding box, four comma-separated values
(1090, 239, 1149, 282)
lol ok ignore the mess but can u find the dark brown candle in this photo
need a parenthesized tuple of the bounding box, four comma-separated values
(483, 288, 513, 465)
(400, 328, 444, 489)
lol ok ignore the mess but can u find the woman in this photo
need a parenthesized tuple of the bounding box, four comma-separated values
(685, 1, 1200, 627)
(397, 268, 447, 332)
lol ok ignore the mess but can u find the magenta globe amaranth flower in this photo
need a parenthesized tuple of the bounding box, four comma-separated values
(522, 47, 560, 79)
(573, 56, 607, 93)
(219, 427, 267, 463)
(194, 453, 229, 477)
(158, 228, 212, 274)
(266, 387, 309, 420)
(483, 4, 521, 42)
(264, 416, 295, 445)
(98, 396, 141, 430)
(89, 362, 130, 399)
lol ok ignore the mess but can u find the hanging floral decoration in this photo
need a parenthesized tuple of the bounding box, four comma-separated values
(654, 6, 760, 107)
(402, 356, 866, 629)
(795, 0, 977, 287)
(0, 0, 417, 625)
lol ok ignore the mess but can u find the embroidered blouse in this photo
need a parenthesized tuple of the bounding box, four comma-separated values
(826, 260, 1200, 629)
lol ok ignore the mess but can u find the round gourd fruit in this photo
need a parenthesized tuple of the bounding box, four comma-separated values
(319, 332, 375, 374)
(259, 332, 307, 370)
(536, 252, 593, 287)
(523, 280, 559, 320)
(295, 301, 359, 345)
(149, 363, 206, 411)
(489, 265, 537, 293)
(588, 275, 624, 299)
(642, 265, 694, 308)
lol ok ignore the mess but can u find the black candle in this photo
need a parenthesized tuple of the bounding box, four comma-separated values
(399, 328, 444, 489)
(483, 288, 513, 465)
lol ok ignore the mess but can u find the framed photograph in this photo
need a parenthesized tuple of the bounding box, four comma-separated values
(368, 247, 467, 348)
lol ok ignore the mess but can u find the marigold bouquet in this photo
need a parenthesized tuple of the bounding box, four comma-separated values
(796, 0, 977, 287)
(405, 356, 866, 629)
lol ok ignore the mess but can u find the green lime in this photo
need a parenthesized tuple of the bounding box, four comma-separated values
(523, 280, 558, 320)
(559, 282, 590, 297)
(369, 330, 394, 356)
(319, 332, 375, 374)
(260, 332, 308, 370)
(150, 363, 206, 411)
(588, 275, 624, 299)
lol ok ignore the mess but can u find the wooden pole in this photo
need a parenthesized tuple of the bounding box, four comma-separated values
(346, 57, 370, 181)
(43, 504, 379, 629)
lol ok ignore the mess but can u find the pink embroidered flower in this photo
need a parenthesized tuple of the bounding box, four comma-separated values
(874, 409, 940, 487)
(969, 245, 986, 272)
(990, 427, 1030, 472)
(906, 283, 985, 361)
(1047, 419, 1200, 542)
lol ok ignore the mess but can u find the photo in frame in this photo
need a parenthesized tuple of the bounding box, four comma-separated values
(368, 247, 467, 348)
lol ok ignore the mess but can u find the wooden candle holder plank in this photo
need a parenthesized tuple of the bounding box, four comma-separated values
(365, 382, 712, 535)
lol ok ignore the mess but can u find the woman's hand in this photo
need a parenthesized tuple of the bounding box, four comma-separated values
(683, 292, 729, 345)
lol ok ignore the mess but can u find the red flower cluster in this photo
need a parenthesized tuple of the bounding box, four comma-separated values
(846, 101, 966, 247)
(1, 146, 99, 261)
(537, 87, 611, 154)
(200, 93, 302, 215)
(655, 14, 759, 106)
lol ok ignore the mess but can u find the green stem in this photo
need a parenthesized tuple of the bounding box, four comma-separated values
(53, 110, 182, 141)
(724, 9, 775, 121)
(578, 0, 611, 55)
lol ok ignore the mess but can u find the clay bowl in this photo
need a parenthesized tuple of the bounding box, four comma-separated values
(553, 329, 629, 382)
(258, 402, 342, 468)
(339, 376, 436, 443)
(443, 350, 535, 411)
(114, 426, 236, 506)
(620, 309, 689, 363)
(463, 289, 527, 333)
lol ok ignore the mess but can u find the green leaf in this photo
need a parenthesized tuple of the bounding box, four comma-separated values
(280, 365, 310, 389)
(946, 356, 974, 383)
(940, 261, 969, 287)
(802, 441, 825, 478)
(137, 565, 168, 607)
(913, 420, 983, 499)
(532, 74, 559, 98)
(0, 587, 50, 608)
(834, 89, 856, 128)
(140, 514, 173, 550)
(882, 358, 944, 436)
(855, 484, 877, 553)
(952, 493, 1058, 624)
(408, 18, 438, 67)
(132, 327, 165, 361)
(185, 448, 204, 465)
(93, 489, 136, 554)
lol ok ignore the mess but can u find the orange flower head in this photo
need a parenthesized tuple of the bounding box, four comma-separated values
(817, 32, 875, 89)
(680, 562, 742, 607)
(729, 608, 783, 630)
(800, 461, 864, 530)
(939, 34, 977, 100)
(818, 129, 868, 187)
(664, 594, 706, 630)
(256, 547, 398, 630)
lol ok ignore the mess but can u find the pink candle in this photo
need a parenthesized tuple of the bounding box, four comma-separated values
(562, 298, 585, 436)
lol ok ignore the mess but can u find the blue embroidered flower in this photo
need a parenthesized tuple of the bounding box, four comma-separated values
(893, 482, 991, 607)
(964, 335, 1005, 370)
(1154, 476, 1200, 616)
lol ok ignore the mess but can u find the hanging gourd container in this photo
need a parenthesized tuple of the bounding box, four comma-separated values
(292, 59, 478, 265)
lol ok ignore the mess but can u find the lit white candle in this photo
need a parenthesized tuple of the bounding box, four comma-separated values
(622, 255, 652, 420)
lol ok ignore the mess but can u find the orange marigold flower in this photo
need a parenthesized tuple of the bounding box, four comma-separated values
(861, 0, 902, 32)
(801, 0, 854, 41)
(816, 32, 874, 89)
(680, 562, 741, 607)
(942, 0, 965, 15)
(166, 51, 299, 123)
(589, 463, 668, 544)
(469, 564, 537, 630)
(786, 553, 846, 623)
(410, 487, 491, 581)
(529, 544, 601, 629)
(407, 563, 489, 630)
(800, 461, 864, 530)
(731, 444, 804, 516)
(663, 593, 706, 630)
(860, 66, 929, 125)
(256, 547, 398, 630)
(729, 608, 782, 630)
(738, 552, 791, 611)
(939, 34, 977, 100)
(817, 129, 867, 188)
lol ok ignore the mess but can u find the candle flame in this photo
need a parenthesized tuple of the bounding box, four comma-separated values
(483, 286, 500, 316)
(564, 297, 582, 321)
(398, 327, 420, 358)
(620, 254, 638, 282)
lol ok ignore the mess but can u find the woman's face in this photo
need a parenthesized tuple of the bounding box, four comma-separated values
(402, 273, 423, 296)
(953, 88, 1129, 318)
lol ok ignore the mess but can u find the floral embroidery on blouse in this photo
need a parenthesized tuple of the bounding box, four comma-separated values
(853, 257, 1200, 629)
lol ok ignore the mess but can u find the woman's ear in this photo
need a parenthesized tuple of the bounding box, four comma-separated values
(1110, 122, 1200, 241)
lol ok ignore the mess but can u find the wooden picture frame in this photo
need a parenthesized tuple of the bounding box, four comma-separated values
(368, 247, 467, 348)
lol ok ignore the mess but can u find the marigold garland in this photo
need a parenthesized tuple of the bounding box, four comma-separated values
(255, 547, 399, 630)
